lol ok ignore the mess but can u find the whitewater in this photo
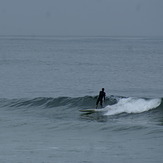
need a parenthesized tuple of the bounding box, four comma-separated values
(0, 36, 163, 163)
(105, 97, 161, 115)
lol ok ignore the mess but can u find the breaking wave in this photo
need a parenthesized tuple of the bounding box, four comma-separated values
(0, 96, 162, 116)
(104, 97, 161, 115)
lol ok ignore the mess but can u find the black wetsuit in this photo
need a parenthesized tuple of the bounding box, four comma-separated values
(96, 90, 106, 107)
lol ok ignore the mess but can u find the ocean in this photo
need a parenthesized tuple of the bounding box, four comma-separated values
(0, 36, 163, 163)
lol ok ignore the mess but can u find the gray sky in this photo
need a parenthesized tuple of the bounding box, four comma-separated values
(0, 0, 163, 36)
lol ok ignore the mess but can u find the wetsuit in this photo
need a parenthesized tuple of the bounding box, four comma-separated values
(96, 90, 106, 108)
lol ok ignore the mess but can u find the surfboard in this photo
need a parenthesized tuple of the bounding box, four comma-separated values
(79, 108, 104, 113)
(79, 107, 110, 114)
(80, 109, 97, 113)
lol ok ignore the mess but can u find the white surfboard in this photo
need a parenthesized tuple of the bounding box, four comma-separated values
(79, 108, 107, 113)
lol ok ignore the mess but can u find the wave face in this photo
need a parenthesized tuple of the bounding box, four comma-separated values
(0, 96, 98, 109)
(0, 96, 162, 116)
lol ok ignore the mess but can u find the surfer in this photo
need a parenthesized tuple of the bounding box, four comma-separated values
(96, 88, 106, 108)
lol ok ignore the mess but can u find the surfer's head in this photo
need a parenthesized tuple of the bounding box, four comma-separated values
(102, 88, 104, 91)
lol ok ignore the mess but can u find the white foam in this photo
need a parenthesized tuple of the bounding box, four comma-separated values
(104, 97, 161, 116)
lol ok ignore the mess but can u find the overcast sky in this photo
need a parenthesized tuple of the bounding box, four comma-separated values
(0, 0, 163, 36)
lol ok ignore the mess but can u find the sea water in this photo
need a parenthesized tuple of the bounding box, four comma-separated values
(0, 36, 163, 163)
